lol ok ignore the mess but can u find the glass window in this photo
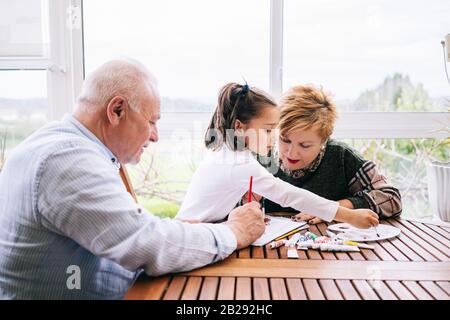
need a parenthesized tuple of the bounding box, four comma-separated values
(284, 0, 450, 111)
(0, 70, 48, 158)
(83, 0, 271, 216)
(342, 138, 448, 219)
(83, 0, 270, 107)
(0, 0, 49, 57)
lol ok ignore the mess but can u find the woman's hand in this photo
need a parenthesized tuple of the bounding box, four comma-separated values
(292, 212, 323, 225)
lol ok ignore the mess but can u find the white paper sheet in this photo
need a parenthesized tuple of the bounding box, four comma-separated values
(252, 216, 308, 246)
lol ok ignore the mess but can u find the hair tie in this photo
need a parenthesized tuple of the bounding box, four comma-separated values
(241, 84, 250, 95)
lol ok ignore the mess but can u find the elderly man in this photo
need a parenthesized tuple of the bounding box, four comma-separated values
(0, 59, 265, 299)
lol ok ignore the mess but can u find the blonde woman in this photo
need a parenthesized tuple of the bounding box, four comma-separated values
(259, 85, 402, 224)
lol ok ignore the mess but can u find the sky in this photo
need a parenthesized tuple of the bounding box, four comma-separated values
(0, 0, 449, 105)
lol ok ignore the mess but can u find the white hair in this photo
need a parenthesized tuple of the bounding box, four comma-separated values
(77, 58, 158, 113)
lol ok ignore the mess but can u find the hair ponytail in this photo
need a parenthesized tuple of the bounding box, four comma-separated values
(205, 82, 276, 151)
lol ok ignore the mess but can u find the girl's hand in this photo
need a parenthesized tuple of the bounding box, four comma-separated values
(292, 212, 323, 225)
(335, 207, 379, 229)
(241, 192, 262, 204)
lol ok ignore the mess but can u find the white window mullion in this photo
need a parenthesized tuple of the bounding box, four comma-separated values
(334, 112, 450, 139)
(46, 0, 84, 121)
(269, 0, 283, 101)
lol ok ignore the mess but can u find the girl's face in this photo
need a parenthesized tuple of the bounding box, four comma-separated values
(235, 106, 279, 156)
(278, 127, 325, 171)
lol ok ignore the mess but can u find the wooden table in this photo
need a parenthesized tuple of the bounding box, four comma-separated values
(125, 217, 450, 300)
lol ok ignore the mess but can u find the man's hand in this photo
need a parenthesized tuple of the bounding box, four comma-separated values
(241, 192, 262, 205)
(224, 202, 265, 249)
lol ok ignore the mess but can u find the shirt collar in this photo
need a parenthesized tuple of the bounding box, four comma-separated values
(62, 114, 121, 169)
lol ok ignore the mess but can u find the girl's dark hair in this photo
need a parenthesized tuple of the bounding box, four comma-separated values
(205, 82, 277, 151)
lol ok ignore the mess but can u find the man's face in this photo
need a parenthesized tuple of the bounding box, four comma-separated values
(109, 94, 161, 165)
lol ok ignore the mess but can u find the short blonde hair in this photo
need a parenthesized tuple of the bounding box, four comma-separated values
(279, 85, 338, 141)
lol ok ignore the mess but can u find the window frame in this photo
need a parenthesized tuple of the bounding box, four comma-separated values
(0, 0, 84, 121)
(14, 0, 444, 140)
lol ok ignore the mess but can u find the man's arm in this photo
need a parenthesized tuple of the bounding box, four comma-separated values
(36, 143, 237, 276)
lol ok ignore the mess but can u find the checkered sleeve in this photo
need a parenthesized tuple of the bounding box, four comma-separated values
(347, 160, 402, 219)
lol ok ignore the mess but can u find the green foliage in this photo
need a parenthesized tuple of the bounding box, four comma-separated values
(138, 196, 180, 219)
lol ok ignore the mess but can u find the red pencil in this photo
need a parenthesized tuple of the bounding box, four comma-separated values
(247, 176, 253, 203)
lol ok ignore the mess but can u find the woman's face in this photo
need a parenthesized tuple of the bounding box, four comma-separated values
(235, 106, 280, 156)
(278, 127, 325, 171)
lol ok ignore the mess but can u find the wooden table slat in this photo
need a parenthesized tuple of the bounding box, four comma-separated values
(386, 237, 424, 262)
(335, 280, 361, 300)
(385, 280, 416, 300)
(376, 240, 410, 261)
(396, 220, 450, 257)
(180, 276, 202, 300)
(390, 220, 450, 261)
(199, 277, 219, 300)
(124, 276, 170, 300)
(435, 281, 450, 296)
(269, 278, 289, 300)
(252, 246, 265, 259)
(252, 278, 270, 300)
(285, 279, 307, 300)
(238, 247, 251, 259)
(303, 279, 325, 300)
(424, 223, 450, 239)
(408, 221, 450, 249)
(163, 276, 187, 300)
(373, 281, 399, 300)
(180, 259, 450, 281)
(318, 279, 344, 300)
(388, 220, 443, 262)
(402, 281, 434, 300)
(352, 280, 380, 300)
(265, 244, 279, 259)
(217, 277, 235, 300)
(235, 277, 252, 300)
(359, 248, 381, 261)
(372, 242, 396, 261)
(418, 281, 450, 300)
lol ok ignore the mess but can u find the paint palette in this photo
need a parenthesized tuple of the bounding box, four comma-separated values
(327, 223, 401, 242)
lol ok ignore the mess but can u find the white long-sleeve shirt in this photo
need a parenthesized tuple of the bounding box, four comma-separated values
(176, 146, 339, 223)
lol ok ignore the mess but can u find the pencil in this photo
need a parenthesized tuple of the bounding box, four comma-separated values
(247, 176, 253, 203)
(274, 228, 302, 241)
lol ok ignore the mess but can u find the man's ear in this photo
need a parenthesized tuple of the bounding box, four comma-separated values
(106, 96, 126, 125)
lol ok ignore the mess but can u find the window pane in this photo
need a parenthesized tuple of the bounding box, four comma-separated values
(342, 138, 449, 219)
(0, 70, 48, 160)
(0, 0, 49, 57)
(83, 0, 270, 107)
(284, 0, 450, 111)
(83, 0, 270, 216)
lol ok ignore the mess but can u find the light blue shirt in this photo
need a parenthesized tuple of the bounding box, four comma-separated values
(0, 115, 236, 299)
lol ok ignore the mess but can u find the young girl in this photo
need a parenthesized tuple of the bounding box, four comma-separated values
(176, 83, 379, 229)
